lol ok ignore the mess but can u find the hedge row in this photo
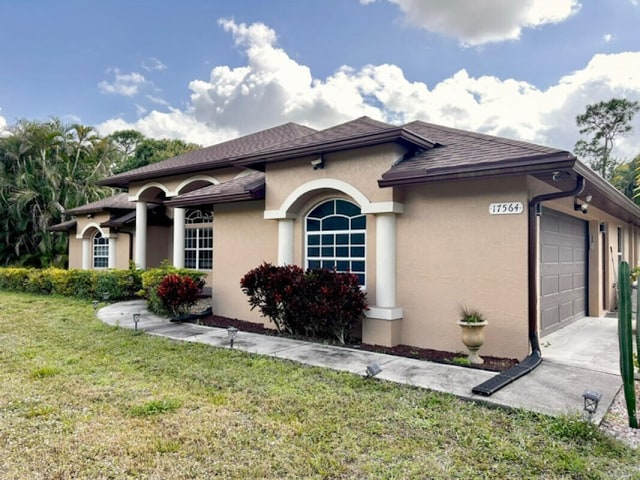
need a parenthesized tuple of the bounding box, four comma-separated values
(0, 261, 207, 313)
(0, 266, 143, 300)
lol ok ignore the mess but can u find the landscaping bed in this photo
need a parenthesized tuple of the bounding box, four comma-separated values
(191, 312, 518, 372)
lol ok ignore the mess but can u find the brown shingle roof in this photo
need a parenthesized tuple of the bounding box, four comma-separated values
(379, 121, 575, 186)
(99, 123, 317, 188)
(234, 116, 437, 168)
(166, 171, 266, 207)
(47, 219, 77, 232)
(63, 193, 134, 215)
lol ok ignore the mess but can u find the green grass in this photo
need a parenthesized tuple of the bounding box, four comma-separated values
(0, 291, 637, 479)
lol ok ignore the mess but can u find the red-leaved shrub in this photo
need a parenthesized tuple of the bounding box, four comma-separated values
(156, 273, 203, 318)
(240, 263, 368, 343)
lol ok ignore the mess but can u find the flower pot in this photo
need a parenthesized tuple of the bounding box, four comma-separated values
(457, 320, 488, 365)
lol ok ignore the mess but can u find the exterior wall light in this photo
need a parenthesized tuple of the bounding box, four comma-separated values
(310, 157, 324, 170)
(365, 363, 382, 378)
(574, 202, 588, 214)
(133, 313, 140, 331)
(227, 326, 239, 348)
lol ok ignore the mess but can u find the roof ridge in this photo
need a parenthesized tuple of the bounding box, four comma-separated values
(404, 120, 564, 154)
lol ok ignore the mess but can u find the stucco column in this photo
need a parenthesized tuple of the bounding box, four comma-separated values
(81, 238, 91, 270)
(376, 212, 397, 308)
(108, 235, 117, 269)
(277, 218, 295, 265)
(135, 201, 147, 269)
(172, 207, 185, 268)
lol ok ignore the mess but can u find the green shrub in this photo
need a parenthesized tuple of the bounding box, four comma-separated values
(0, 266, 143, 301)
(0, 267, 31, 290)
(240, 263, 368, 343)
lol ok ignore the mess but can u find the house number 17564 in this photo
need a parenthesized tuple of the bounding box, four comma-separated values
(489, 202, 524, 215)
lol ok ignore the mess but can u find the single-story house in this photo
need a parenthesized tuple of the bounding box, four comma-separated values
(51, 116, 640, 361)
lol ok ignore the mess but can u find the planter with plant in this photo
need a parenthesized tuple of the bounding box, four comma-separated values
(457, 305, 488, 365)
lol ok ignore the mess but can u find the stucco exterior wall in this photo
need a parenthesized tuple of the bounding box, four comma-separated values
(264, 144, 406, 211)
(115, 228, 134, 268)
(68, 234, 83, 269)
(211, 200, 277, 325)
(145, 225, 171, 268)
(128, 167, 245, 200)
(396, 176, 530, 360)
(67, 213, 136, 270)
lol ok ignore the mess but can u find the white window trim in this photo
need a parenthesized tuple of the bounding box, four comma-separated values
(305, 198, 367, 285)
(184, 209, 213, 271)
(92, 232, 109, 269)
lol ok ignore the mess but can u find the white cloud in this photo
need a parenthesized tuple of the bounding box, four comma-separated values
(142, 57, 167, 72)
(98, 19, 640, 160)
(603, 33, 614, 42)
(98, 108, 236, 146)
(135, 104, 147, 116)
(363, 0, 581, 46)
(146, 95, 169, 106)
(0, 110, 9, 137)
(98, 68, 148, 96)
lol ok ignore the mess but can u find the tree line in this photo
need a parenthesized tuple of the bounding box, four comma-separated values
(1, 99, 638, 268)
(0, 119, 198, 267)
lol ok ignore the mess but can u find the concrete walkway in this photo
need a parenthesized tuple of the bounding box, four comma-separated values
(98, 301, 622, 424)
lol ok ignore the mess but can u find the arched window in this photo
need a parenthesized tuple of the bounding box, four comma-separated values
(185, 209, 213, 270)
(306, 199, 366, 285)
(93, 232, 109, 269)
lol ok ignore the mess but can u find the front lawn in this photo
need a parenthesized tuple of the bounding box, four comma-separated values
(0, 291, 637, 479)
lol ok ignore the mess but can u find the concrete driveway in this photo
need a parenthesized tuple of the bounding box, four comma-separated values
(541, 316, 621, 375)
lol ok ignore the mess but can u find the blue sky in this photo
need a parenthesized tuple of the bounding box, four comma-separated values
(1, 0, 639, 158)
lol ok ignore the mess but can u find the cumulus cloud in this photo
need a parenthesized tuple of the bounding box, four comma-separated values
(98, 68, 148, 96)
(0, 111, 9, 137)
(363, 0, 581, 46)
(98, 108, 237, 146)
(98, 19, 640, 159)
(603, 33, 614, 42)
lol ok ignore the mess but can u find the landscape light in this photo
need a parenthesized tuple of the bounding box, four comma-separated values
(582, 390, 602, 417)
(227, 326, 238, 348)
(365, 363, 382, 378)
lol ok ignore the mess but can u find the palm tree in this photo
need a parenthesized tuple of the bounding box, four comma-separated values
(0, 119, 115, 267)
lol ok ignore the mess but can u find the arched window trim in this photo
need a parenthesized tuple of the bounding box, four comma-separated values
(186, 209, 213, 225)
(184, 208, 213, 270)
(92, 231, 109, 269)
(305, 198, 366, 286)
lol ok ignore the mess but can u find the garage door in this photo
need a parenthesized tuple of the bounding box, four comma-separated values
(540, 209, 587, 335)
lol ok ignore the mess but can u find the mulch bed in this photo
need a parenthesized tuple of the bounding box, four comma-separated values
(189, 313, 518, 372)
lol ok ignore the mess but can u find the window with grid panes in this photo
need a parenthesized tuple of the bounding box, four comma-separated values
(305, 199, 366, 285)
(93, 232, 109, 269)
(184, 209, 213, 270)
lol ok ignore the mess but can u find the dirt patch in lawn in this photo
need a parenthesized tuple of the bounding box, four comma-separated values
(191, 313, 518, 373)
